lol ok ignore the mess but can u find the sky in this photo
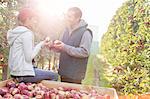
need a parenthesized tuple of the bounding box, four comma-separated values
(36, 0, 126, 41)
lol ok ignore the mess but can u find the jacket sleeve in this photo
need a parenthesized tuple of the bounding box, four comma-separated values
(63, 30, 92, 58)
(22, 32, 44, 63)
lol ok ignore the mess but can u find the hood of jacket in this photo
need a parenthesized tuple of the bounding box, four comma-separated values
(7, 26, 30, 46)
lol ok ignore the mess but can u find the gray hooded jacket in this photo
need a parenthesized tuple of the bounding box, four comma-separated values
(7, 26, 44, 76)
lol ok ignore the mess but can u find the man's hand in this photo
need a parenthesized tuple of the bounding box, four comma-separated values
(53, 40, 65, 51)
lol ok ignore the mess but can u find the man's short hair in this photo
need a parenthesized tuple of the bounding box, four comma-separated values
(68, 7, 82, 18)
(18, 8, 37, 23)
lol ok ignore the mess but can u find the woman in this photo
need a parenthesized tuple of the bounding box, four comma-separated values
(7, 8, 58, 83)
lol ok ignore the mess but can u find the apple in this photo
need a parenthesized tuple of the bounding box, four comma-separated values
(52, 88, 59, 94)
(34, 86, 41, 91)
(70, 89, 77, 94)
(53, 40, 61, 45)
(22, 95, 29, 99)
(65, 91, 73, 98)
(27, 85, 34, 91)
(1, 87, 9, 94)
(58, 87, 64, 91)
(63, 87, 72, 91)
(26, 83, 32, 86)
(56, 95, 60, 99)
(18, 82, 28, 90)
(3, 93, 13, 98)
(80, 90, 88, 95)
(35, 94, 43, 99)
(91, 92, 98, 96)
(44, 92, 50, 99)
(14, 94, 23, 99)
(82, 95, 91, 99)
(31, 90, 36, 97)
(104, 94, 110, 99)
(58, 90, 65, 96)
(21, 90, 31, 96)
(36, 90, 45, 96)
(6, 81, 16, 88)
(50, 93, 56, 99)
(95, 95, 105, 99)
(73, 93, 81, 99)
(11, 88, 20, 95)
(9, 87, 14, 94)
(0, 88, 7, 96)
(45, 37, 50, 42)
(28, 92, 33, 97)
(56, 94, 65, 99)
(2, 81, 111, 99)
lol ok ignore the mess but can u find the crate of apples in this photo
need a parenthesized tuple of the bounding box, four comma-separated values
(0, 80, 114, 99)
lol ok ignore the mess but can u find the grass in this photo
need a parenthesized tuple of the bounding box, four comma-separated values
(82, 54, 110, 87)
(82, 55, 95, 85)
(0, 68, 2, 80)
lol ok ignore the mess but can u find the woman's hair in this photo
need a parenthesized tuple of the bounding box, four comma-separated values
(17, 8, 37, 25)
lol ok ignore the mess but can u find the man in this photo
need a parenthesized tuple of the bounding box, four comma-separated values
(7, 8, 58, 83)
(53, 7, 93, 84)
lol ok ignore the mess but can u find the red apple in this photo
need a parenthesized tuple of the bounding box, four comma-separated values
(0, 88, 7, 96)
(56, 94, 65, 99)
(36, 90, 43, 95)
(21, 90, 28, 94)
(27, 85, 35, 91)
(3, 93, 13, 98)
(73, 93, 81, 99)
(9, 87, 14, 94)
(58, 90, 65, 96)
(52, 88, 59, 94)
(104, 94, 110, 99)
(6, 81, 16, 88)
(11, 88, 20, 95)
(56, 95, 60, 99)
(21, 90, 33, 97)
(22, 95, 29, 99)
(31, 90, 36, 97)
(96, 95, 105, 99)
(2, 87, 9, 93)
(63, 87, 73, 91)
(28, 91, 33, 97)
(71, 89, 77, 94)
(26, 83, 32, 86)
(35, 94, 43, 99)
(50, 93, 56, 99)
(14, 94, 23, 99)
(37, 83, 45, 88)
(80, 90, 88, 95)
(91, 90, 97, 94)
(44, 92, 50, 99)
(34, 86, 41, 91)
(65, 91, 73, 98)
(82, 95, 91, 99)
(18, 82, 28, 90)
(58, 87, 64, 91)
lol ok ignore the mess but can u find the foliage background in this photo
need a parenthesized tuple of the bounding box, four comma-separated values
(101, 0, 150, 95)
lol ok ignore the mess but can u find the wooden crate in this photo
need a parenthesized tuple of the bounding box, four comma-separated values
(41, 80, 118, 99)
(0, 79, 118, 99)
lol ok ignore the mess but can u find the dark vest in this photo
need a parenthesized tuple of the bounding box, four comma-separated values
(58, 26, 92, 80)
